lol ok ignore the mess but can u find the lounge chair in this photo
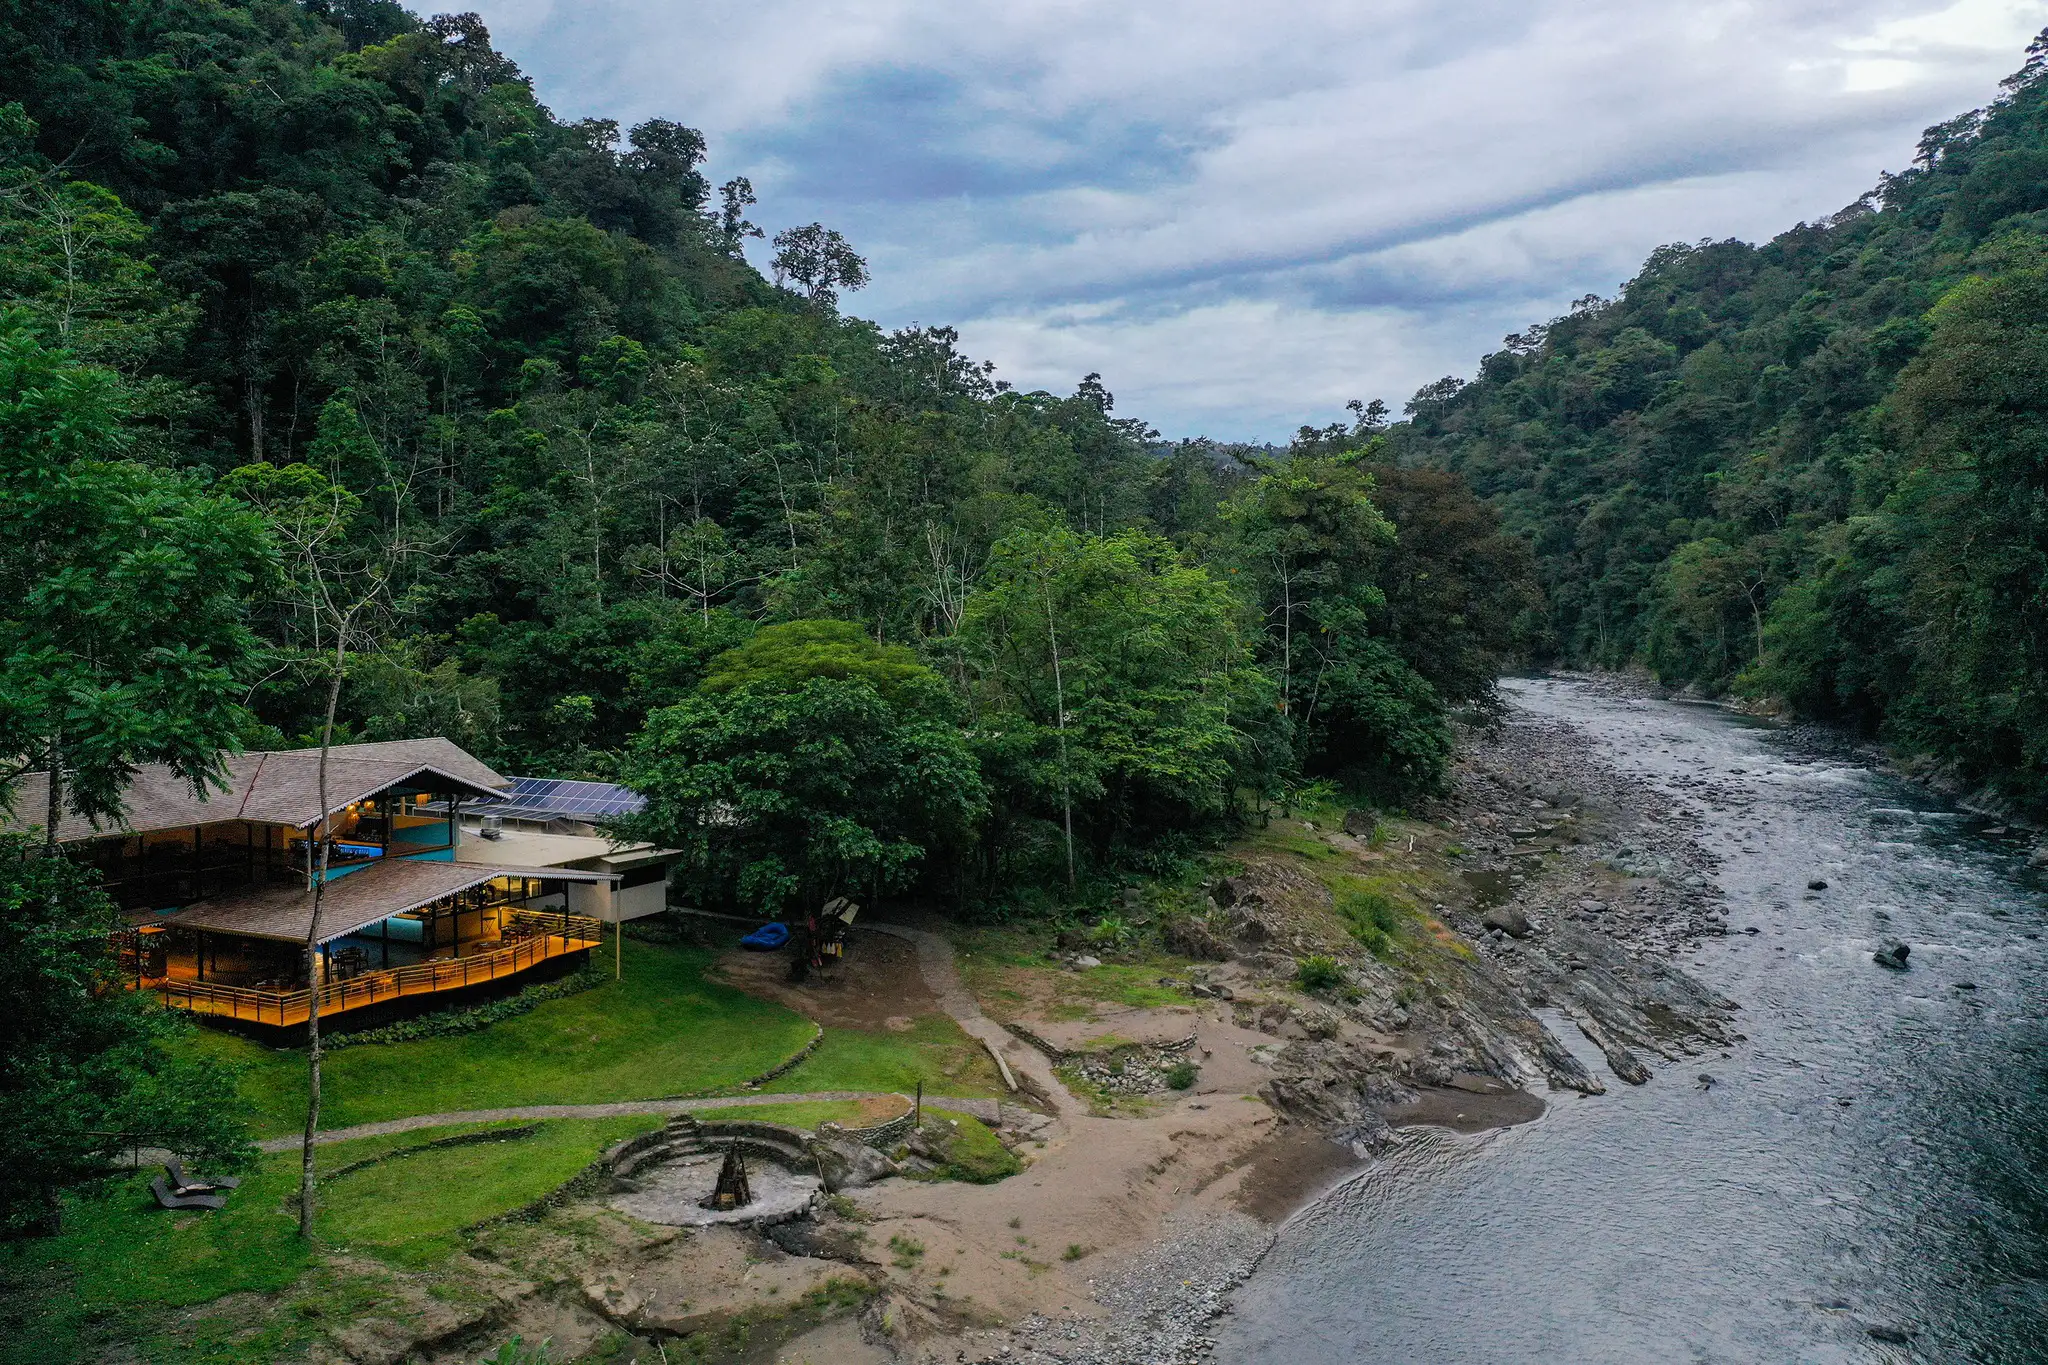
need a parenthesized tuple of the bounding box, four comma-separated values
(151, 1176, 226, 1211)
(164, 1159, 241, 1195)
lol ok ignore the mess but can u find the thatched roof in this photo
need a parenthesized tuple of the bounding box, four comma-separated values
(8, 738, 510, 843)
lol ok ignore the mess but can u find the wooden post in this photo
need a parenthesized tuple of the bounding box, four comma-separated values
(914, 1079, 923, 1127)
(614, 913, 622, 980)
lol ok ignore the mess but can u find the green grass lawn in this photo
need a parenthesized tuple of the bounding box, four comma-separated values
(950, 925, 1196, 1022)
(0, 1116, 660, 1364)
(762, 1014, 1002, 1098)
(186, 940, 819, 1135)
(319, 1116, 661, 1266)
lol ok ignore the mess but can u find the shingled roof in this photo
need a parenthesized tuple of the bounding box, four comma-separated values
(166, 857, 618, 945)
(7, 738, 511, 843)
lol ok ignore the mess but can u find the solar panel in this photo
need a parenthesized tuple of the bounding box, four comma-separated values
(468, 776, 645, 819)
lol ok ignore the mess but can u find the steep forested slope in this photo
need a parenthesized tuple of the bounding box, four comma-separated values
(1391, 33, 2048, 808)
(0, 2, 1528, 908)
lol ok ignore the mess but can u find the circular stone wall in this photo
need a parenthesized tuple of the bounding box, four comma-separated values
(608, 1150, 820, 1227)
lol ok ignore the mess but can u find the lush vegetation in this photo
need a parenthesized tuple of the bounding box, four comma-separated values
(1390, 30, 2048, 809)
(186, 939, 838, 1135)
(0, 1, 1524, 913)
(0, 1116, 656, 1362)
(0, 833, 250, 1236)
(0, 0, 1520, 1241)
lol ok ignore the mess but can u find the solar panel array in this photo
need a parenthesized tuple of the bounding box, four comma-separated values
(471, 776, 646, 820)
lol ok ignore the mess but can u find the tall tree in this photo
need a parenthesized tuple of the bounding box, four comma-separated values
(621, 621, 985, 914)
(958, 528, 1277, 878)
(0, 315, 271, 841)
(222, 410, 436, 1241)
(0, 834, 252, 1236)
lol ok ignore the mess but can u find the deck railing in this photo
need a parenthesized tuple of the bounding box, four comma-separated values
(152, 910, 603, 1028)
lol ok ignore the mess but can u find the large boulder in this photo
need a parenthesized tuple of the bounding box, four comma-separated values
(1161, 912, 1232, 961)
(1482, 905, 1532, 939)
(808, 1133, 898, 1190)
(1342, 808, 1379, 838)
(1873, 940, 1911, 971)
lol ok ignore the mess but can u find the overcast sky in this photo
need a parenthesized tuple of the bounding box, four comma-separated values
(471, 0, 2047, 441)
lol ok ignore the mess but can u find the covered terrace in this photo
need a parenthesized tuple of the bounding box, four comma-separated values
(132, 858, 614, 1028)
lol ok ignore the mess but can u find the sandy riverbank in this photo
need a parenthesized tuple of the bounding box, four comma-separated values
(765, 682, 1735, 1364)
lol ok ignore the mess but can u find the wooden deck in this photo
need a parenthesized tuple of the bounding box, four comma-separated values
(150, 910, 603, 1028)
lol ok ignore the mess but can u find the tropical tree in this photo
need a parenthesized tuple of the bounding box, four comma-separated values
(958, 528, 1276, 879)
(0, 833, 251, 1236)
(221, 403, 437, 1241)
(621, 621, 985, 914)
(0, 315, 271, 843)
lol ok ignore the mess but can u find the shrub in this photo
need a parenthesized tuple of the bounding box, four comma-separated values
(1085, 914, 1135, 949)
(1335, 886, 1405, 960)
(1296, 954, 1345, 991)
(1164, 1060, 1198, 1090)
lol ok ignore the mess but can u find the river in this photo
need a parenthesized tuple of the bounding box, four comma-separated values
(1215, 678, 2048, 1364)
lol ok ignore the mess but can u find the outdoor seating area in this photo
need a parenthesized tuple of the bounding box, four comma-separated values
(132, 858, 610, 1029)
(145, 898, 605, 1029)
(150, 1160, 241, 1213)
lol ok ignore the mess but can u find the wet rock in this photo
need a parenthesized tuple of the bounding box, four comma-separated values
(1334, 1113, 1394, 1156)
(1212, 876, 1244, 907)
(1482, 905, 1532, 938)
(1873, 940, 1911, 970)
(1807, 879, 1829, 890)
(1865, 1323, 1915, 1344)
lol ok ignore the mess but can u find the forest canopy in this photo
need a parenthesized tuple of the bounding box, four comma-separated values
(0, 1, 1528, 911)
(1389, 29, 2048, 812)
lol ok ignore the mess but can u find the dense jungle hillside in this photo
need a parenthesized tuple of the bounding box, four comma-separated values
(1388, 32, 2048, 810)
(0, 1, 1531, 912)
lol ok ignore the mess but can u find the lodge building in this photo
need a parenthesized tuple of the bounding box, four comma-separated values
(10, 739, 677, 1032)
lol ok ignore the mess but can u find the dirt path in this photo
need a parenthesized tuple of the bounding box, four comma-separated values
(251, 1091, 1001, 1153)
(863, 921, 1077, 1113)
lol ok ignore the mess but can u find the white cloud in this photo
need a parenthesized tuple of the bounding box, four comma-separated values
(470, 0, 2048, 438)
